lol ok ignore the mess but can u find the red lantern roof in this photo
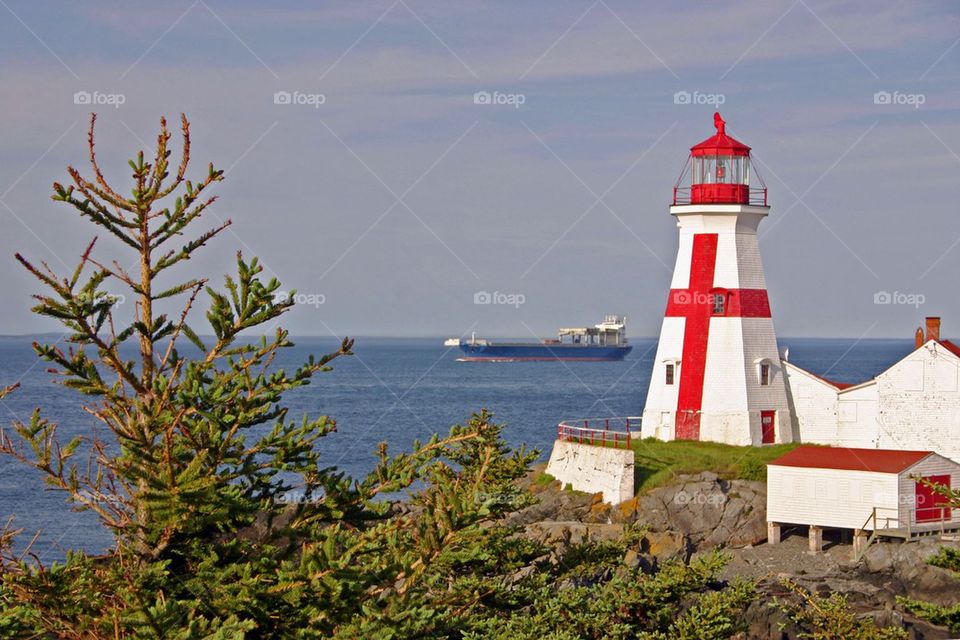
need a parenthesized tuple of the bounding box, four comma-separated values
(690, 112, 751, 157)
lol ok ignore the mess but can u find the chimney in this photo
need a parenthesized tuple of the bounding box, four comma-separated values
(915, 327, 925, 349)
(926, 317, 941, 342)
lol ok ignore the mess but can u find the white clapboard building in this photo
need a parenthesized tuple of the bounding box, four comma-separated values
(766, 446, 960, 551)
(783, 317, 960, 464)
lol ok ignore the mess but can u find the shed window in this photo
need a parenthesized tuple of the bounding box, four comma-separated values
(712, 293, 725, 315)
(665, 363, 675, 385)
(759, 363, 771, 386)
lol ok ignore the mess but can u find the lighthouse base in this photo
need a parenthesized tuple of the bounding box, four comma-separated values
(643, 409, 795, 446)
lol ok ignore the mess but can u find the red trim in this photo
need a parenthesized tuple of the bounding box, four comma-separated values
(673, 234, 718, 440)
(666, 288, 771, 318)
(939, 340, 960, 358)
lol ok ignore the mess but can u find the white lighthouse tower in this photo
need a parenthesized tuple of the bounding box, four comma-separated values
(642, 113, 793, 446)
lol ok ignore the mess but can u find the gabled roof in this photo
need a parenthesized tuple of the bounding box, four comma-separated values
(768, 446, 933, 474)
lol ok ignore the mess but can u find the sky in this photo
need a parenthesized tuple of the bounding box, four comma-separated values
(0, 1, 958, 340)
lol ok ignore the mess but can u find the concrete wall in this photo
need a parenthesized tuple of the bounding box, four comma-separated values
(545, 439, 634, 505)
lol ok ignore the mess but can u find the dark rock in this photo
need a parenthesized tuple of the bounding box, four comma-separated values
(632, 473, 767, 550)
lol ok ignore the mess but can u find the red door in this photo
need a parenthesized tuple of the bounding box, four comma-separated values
(916, 474, 951, 523)
(761, 411, 775, 444)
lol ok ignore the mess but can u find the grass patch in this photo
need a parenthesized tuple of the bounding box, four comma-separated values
(533, 471, 555, 487)
(631, 437, 801, 493)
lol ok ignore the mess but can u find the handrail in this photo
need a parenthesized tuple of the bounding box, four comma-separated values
(558, 416, 641, 431)
(858, 504, 957, 540)
(556, 416, 641, 450)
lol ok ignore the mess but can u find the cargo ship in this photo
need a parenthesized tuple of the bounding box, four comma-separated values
(454, 315, 632, 362)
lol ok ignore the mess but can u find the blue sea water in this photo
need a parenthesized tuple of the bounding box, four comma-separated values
(0, 334, 914, 561)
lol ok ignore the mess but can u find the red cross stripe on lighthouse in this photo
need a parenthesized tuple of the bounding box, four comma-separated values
(664, 233, 772, 440)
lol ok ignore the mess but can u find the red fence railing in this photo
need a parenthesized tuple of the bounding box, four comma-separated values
(556, 417, 640, 450)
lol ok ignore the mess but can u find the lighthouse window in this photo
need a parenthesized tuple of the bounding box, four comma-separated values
(665, 363, 675, 385)
(760, 363, 771, 386)
(712, 293, 725, 315)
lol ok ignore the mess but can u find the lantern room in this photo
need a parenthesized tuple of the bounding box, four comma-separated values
(673, 112, 767, 206)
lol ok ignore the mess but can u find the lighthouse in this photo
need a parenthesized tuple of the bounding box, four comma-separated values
(642, 113, 794, 446)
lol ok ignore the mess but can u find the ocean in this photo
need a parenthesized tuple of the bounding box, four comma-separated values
(0, 335, 914, 561)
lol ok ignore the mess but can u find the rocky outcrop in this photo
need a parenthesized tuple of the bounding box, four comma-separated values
(513, 468, 958, 638)
(631, 472, 767, 549)
(514, 471, 768, 551)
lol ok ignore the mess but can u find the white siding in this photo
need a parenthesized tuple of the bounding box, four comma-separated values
(782, 362, 840, 444)
(876, 342, 960, 463)
(669, 232, 693, 289)
(734, 231, 767, 289)
(643, 317, 685, 440)
(701, 317, 749, 413)
(837, 383, 880, 448)
(712, 231, 740, 288)
(767, 465, 899, 530)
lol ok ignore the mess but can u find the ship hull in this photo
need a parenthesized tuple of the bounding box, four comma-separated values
(458, 343, 632, 362)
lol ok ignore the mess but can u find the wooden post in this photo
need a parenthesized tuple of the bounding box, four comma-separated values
(808, 525, 823, 553)
(767, 522, 781, 545)
(853, 529, 869, 559)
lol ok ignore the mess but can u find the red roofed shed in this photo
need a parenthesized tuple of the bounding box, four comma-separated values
(766, 446, 960, 550)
